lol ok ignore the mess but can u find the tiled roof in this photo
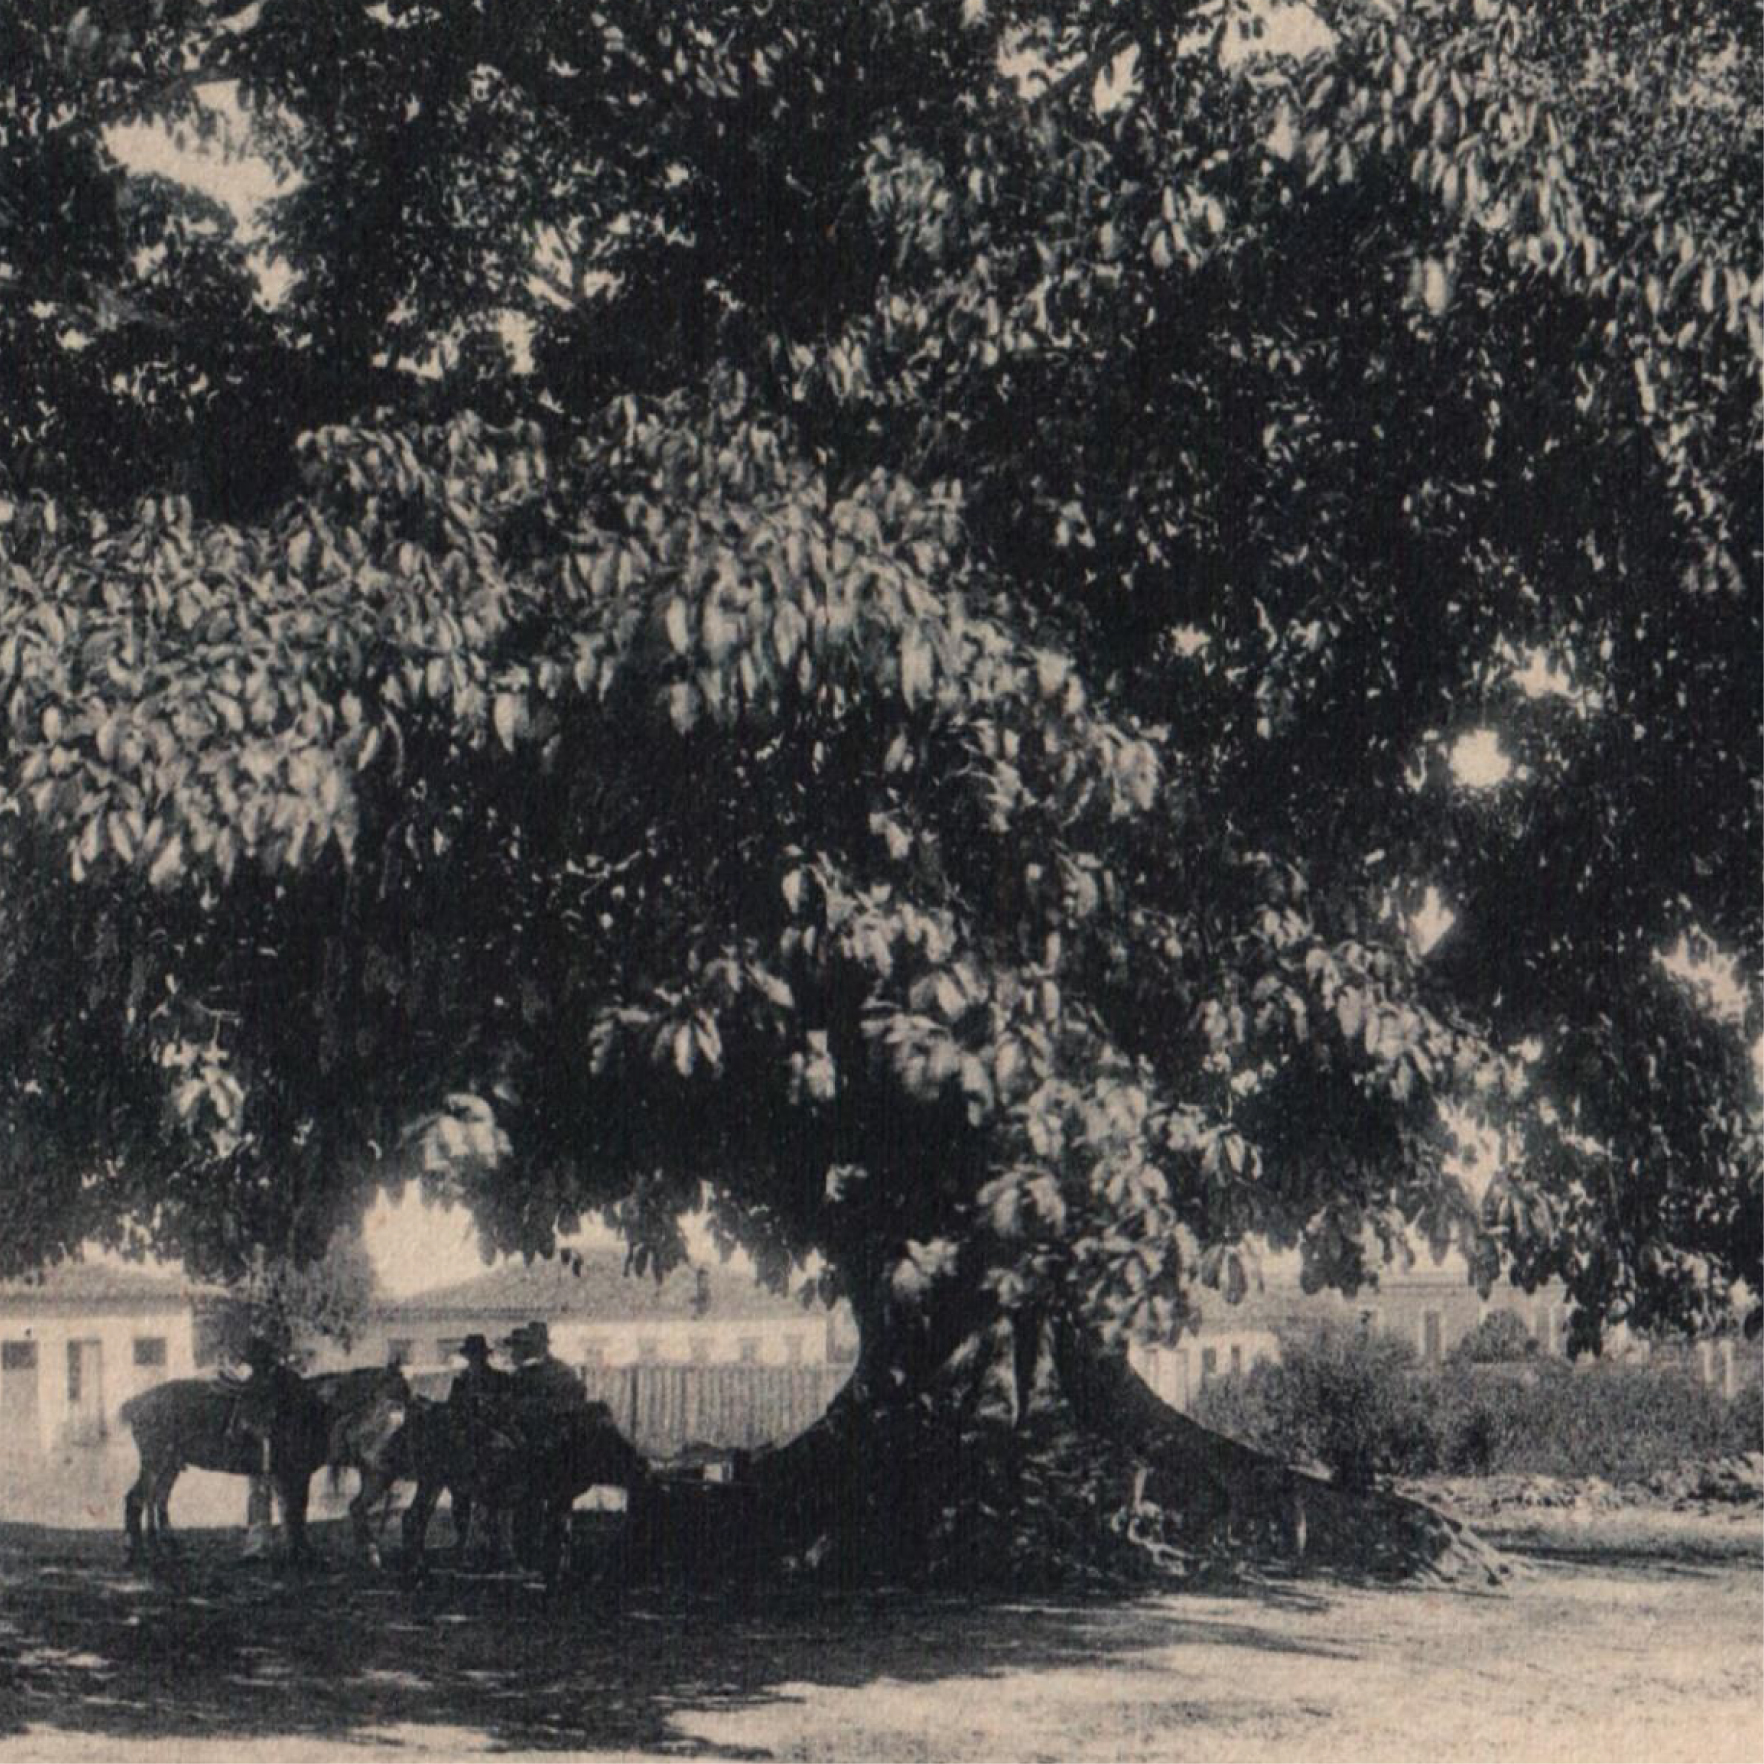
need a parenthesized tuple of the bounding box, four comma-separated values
(374, 1250, 817, 1325)
(0, 1261, 204, 1312)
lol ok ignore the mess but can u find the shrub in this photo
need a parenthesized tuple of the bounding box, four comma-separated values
(1190, 1356, 1286, 1457)
(1446, 1310, 1539, 1366)
(1723, 1373, 1761, 1454)
(1193, 1326, 1761, 1485)
(1194, 1320, 1440, 1488)
(1434, 1358, 1748, 1480)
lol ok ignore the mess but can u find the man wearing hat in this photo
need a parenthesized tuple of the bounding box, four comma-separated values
(502, 1321, 586, 1568)
(447, 1334, 513, 1558)
(231, 1334, 301, 1560)
(448, 1334, 505, 1410)
(505, 1320, 587, 1417)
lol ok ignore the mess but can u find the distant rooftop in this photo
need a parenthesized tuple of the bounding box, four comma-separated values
(374, 1250, 818, 1325)
(0, 1261, 206, 1312)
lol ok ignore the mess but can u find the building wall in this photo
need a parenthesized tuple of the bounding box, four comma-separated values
(1128, 1279, 1579, 1415)
(354, 1313, 834, 1375)
(1130, 1330, 1281, 1411)
(0, 1307, 199, 1455)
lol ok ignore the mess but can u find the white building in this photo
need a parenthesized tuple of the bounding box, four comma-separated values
(0, 1264, 205, 1456)
(353, 1253, 856, 1380)
(1130, 1263, 1580, 1414)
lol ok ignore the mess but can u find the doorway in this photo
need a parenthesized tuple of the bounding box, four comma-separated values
(65, 1339, 105, 1445)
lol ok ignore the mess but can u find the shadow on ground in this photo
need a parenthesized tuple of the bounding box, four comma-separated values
(0, 1521, 1346, 1756)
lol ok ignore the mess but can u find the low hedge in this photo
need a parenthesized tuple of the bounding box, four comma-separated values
(1192, 1321, 1759, 1484)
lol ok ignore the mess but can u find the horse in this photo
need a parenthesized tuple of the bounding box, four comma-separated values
(377, 1395, 652, 1588)
(120, 1365, 409, 1566)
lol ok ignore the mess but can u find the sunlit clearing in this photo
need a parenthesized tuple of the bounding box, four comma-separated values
(1450, 727, 1513, 789)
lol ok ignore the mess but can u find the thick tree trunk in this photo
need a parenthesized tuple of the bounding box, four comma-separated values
(634, 1298, 1507, 1591)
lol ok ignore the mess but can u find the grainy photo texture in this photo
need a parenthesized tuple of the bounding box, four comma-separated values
(0, 1, 1758, 1760)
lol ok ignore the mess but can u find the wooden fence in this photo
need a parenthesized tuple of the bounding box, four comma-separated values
(580, 1363, 851, 1459)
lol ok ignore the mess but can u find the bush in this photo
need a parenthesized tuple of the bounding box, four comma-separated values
(1446, 1310, 1539, 1366)
(1194, 1320, 1439, 1489)
(1433, 1358, 1750, 1480)
(1728, 1374, 1762, 1454)
(1193, 1323, 1761, 1486)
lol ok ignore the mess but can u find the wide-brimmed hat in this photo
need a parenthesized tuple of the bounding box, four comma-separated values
(455, 1333, 493, 1362)
(503, 1320, 549, 1358)
(243, 1334, 280, 1371)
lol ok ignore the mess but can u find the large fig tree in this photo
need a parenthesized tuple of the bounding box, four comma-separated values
(0, 0, 1756, 1581)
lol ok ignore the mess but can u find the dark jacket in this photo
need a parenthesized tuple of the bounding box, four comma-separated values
(449, 1361, 512, 1414)
(513, 1355, 586, 1416)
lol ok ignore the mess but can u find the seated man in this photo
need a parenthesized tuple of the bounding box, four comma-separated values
(505, 1321, 587, 1419)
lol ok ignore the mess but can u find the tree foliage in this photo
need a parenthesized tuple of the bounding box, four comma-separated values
(202, 1228, 379, 1363)
(0, 0, 1756, 1398)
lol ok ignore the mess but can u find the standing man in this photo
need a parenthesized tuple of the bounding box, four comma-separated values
(232, 1334, 302, 1561)
(447, 1334, 512, 1557)
(503, 1321, 585, 1568)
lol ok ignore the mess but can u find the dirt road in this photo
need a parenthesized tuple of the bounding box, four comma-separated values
(0, 1512, 1756, 1762)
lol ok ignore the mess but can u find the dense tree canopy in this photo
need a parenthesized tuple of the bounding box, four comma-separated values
(0, 0, 1757, 1531)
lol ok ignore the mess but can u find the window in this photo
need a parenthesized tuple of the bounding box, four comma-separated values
(132, 1337, 167, 1369)
(1228, 1345, 1243, 1377)
(737, 1337, 761, 1365)
(386, 1338, 414, 1367)
(66, 1341, 83, 1403)
(1422, 1312, 1443, 1367)
(1200, 1346, 1219, 1384)
(1, 1341, 37, 1371)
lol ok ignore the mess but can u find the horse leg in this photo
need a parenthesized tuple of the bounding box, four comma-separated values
(123, 1459, 150, 1563)
(150, 1465, 181, 1557)
(542, 1502, 569, 1594)
(350, 1468, 389, 1570)
(242, 1471, 276, 1560)
(405, 1479, 448, 1582)
(279, 1472, 311, 1568)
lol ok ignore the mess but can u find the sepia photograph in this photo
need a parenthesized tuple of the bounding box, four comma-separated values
(0, 1, 1758, 1760)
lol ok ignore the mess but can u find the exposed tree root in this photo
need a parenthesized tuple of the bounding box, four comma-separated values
(626, 1317, 1509, 1592)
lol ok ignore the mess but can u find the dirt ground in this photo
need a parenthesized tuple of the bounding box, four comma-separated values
(0, 1507, 1757, 1763)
